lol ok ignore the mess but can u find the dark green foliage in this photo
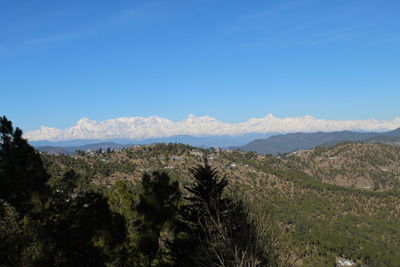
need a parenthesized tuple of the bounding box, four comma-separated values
(135, 171, 183, 266)
(186, 159, 290, 266)
(37, 192, 127, 267)
(0, 117, 128, 266)
(0, 200, 26, 266)
(186, 158, 228, 215)
(107, 177, 198, 267)
(0, 116, 49, 213)
(108, 180, 139, 234)
(47, 169, 92, 199)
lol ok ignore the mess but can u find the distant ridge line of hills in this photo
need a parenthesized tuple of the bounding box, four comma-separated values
(35, 142, 131, 155)
(231, 128, 400, 154)
(31, 133, 276, 154)
(33, 128, 400, 155)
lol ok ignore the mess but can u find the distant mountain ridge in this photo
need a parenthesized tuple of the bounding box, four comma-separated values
(232, 128, 400, 154)
(365, 135, 400, 146)
(25, 114, 400, 142)
(30, 133, 276, 150)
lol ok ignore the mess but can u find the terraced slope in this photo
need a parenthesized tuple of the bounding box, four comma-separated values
(283, 143, 400, 190)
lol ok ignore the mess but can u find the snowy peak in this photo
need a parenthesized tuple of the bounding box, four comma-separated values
(180, 114, 218, 124)
(24, 114, 400, 141)
(76, 117, 95, 125)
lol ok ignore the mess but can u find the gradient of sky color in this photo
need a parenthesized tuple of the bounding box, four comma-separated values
(1, 0, 400, 131)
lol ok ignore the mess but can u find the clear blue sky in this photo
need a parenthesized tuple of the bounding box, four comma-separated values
(1, 0, 400, 131)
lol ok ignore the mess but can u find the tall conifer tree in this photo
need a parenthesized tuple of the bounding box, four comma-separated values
(0, 116, 49, 213)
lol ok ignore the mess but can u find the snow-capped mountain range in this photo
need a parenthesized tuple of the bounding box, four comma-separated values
(25, 114, 400, 142)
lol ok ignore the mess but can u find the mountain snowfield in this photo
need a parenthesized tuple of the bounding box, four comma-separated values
(25, 114, 400, 141)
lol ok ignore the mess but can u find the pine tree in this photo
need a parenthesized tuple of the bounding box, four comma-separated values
(185, 159, 289, 266)
(135, 171, 181, 267)
(185, 158, 228, 216)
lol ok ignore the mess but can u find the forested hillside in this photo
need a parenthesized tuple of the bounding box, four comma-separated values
(282, 143, 400, 190)
(41, 142, 400, 266)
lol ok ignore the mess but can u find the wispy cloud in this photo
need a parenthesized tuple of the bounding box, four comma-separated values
(223, 0, 375, 49)
(104, 1, 172, 27)
(1, 1, 167, 56)
(0, 46, 6, 57)
(107, 7, 147, 27)
(236, 24, 365, 49)
(28, 32, 82, 46)
(383, 35, 400, 44)
(240, 0, 309, 20)
(1, 27, 91, 57)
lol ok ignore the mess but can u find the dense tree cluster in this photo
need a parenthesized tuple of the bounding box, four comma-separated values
(0, 116, 126, 266)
